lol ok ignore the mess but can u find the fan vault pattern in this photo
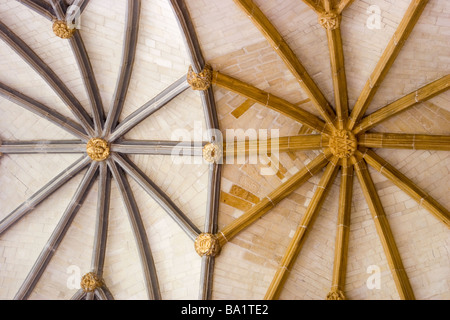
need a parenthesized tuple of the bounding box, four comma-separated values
(0, 0, 216, 300)
(0, 0, 449, 300)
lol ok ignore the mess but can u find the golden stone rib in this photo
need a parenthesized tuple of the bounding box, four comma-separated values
(328, 158, 353, 300)
(233, 0, 337, 126)
(213, 71, 330, 134)
(302, 0, 325, 14)
(348, 0, 429, 130)
(359, 133, 450, 151)
(265, 156, 339, 300)
(354, 75, 450, 135)
(217, 150, 333, 247)
(324, 14, 348, 129)
(359, 149, 450, 228)
(336, 0, 356, 14)
(223, 135, 326, 159)
(354, 157, 415, 300)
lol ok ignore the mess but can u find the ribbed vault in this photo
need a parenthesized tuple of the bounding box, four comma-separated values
(0, 0, 449, 300)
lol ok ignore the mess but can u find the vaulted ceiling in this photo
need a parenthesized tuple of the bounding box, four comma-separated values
(0, 0, 449, 300)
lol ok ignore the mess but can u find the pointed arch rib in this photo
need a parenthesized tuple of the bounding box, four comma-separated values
(354, 75, 450, 135)
(265, 156, 339, 300)
(0, 82, 89, 141)
(169, 0, 220, 134)
(0, 156, 91, 236)
(16, 0, 55, 21)
(354, 157, 415, 300)
(198, 163, 222, 300)
(108, 159, 161, 300)
(217, 150, 332, 247)
(103, 0, 141, 137)
(200, 86, 220, 136)
(14, 161, 98, 300)
(359, 149, 450, 228)
(112, 153, 201, 241)
(0, 20, 95, 137)
(348, 0, 429, 130)
(233, 0, 336, 126)
(205, 167, 222, 238)
(169, 0, 204, 73)
(169, 0, 222, 298)
(213, 71, 330, 134)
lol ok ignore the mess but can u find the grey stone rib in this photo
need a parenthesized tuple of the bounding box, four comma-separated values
(200, 256, 216, 300)
(15, 0, 55, 21)
(94, 288, 106, 300)
(85, 292, 95, 300)
(74, 0, 90, 14)
(103, 0, 141, 137)
(169, 0, 220, 134)
(170, 0, 221, 300)
(0, 140, 86, 154)
(201, 87, 220, 137)
(0, 20, 95, 137)
(62, 0, 90, 14)
(14, 161, 99, 300)
(111, 140, 204, 156)
(0, 83, 89, 141)
(112, 153, 201, 241)
(95, 285, 114, 300)
(204, 164, 221, 235)
(49, 0, 65, 19)
(70, 289, 86, 300)
(199, 163, 222, 300)
(91, 161, 111, 278)
(169, 0, 205, 73)
(50, 0, 105, 136)
(108, 75, 189, 142)
(0, 156, 91, 236)
(107, 159, 161, 300)
(101, 285, 115, 300)
(69, 33, 105, 136)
